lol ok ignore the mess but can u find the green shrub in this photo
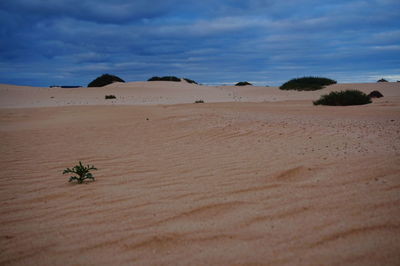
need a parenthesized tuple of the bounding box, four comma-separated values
(88, 74, 125, 87)
(63, 161, 97, 184)
(313, 90, 371, 106)
(235, 81, 252, 86)
(148, 76, 181, 82)
(105, 95, 116, 99)
(280, 76, 337, 91)
(194, 100, 204, 103)
(377, 78, 388, 82)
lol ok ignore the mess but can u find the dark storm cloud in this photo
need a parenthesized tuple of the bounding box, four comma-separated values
(0, 0, 399, 86)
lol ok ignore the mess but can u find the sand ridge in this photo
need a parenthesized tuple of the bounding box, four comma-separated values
(0, 81, 399, 108)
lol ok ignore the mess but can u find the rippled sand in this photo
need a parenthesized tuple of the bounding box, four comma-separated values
(1, 98, 399, 265)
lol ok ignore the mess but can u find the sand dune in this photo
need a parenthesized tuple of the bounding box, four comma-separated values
(0, 81, 399, 108)
(1, 81, 400, 265)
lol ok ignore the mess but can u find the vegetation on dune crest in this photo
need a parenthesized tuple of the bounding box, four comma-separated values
(183, 78, 198, 84)
(147, 76, 198, 84)
(147, 76, 181, 82)
(280, 76, 337, 91)
(313, 90, 371, 106)
(377, 78, 388, 82)
(235, 81, 252, 86)
(63, 161, 97, 184)
(88, 74, 125, 87)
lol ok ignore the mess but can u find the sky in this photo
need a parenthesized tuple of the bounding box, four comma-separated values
(0, 0, 399, 87)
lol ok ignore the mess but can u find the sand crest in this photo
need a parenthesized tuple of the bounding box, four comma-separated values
(0, 81, 399, 108)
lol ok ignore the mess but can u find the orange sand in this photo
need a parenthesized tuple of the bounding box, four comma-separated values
(0, 82, 400, 265)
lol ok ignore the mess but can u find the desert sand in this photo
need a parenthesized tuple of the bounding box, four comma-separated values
(1, 81, 400, 265)
(1, 81, 400, 108)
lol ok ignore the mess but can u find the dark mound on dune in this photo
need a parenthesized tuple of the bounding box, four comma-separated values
(148, 76, 181, 82)
(183, 78, 198, 84)
(280, 77, 337, 91)
(88, 74, 125, 87)
(235, 81, 252, 86)
(377, 78, 388, 82)
(368, 90, 383, 98)
(148, 76, 198, 84)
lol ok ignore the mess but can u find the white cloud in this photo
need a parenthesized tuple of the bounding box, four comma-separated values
(372, 45, 400, 51)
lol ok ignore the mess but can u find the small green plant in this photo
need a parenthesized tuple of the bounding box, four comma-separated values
(313, 90, 371, 106)
(194, 100, 204, 103)
(377, 78, 388, 82)
(63, 161, 97, 184)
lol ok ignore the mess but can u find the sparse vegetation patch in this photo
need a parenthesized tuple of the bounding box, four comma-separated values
(377, 78, 388, 82)
(194, 100, 204, 103)
(148, 76, 181, 82)
(105, 95, 116, 99)
(235, 81, 252, 86)
(313, 90, 372, 106)
(280, 77, 337, 91)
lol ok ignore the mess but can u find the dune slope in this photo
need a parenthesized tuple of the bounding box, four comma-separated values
(1, 100, 400, 265)
(0, 81, 399, 108)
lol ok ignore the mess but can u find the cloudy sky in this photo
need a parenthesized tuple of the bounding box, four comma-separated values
(0, 0, 399, 86)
